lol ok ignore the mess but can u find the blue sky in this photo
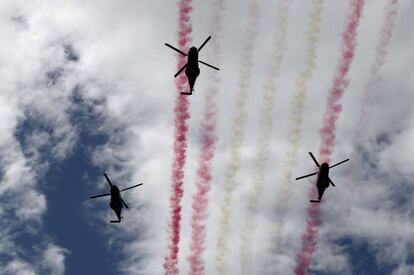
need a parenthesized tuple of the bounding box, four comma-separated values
(1, 0, 413, 274)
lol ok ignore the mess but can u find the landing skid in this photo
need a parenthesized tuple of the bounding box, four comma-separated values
(110, 220, 121, 223)
(181, 91, 193, 95)
(310, 200, 321, 203)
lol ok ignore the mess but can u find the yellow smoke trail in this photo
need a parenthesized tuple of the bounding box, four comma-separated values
(215, 1, 260, 274)
(239, 1, 292, 274)
(270, 0, 324, 267)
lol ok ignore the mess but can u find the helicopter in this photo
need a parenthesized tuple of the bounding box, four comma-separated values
(296, 152, 349, 203)
(165, 35, 220, 95)
(89, 173, 143, 223)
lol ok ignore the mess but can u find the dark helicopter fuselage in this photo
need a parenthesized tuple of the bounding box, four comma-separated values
(185, 47, 200, 91)
(296, 152, 349, 203)
(165, 36, 219, 95)
(316, 163, 330, 200)
(109, 185, 123, 221)
(90, 173, 143, 223)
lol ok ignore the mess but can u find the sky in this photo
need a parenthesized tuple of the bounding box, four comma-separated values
(0, 0, 413, 275)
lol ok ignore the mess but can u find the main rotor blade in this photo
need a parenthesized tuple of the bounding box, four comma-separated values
(309, 152, 320, 167)
(104, 173, 113, 187)
(295, 172, 318, 181)
(329, 177, 336, 187)
(197, 35, 211, 52)
(121, 198, 129, 209)
(199, 60, 220, 70)
(89, 193, 111, 199)
(164, 43, 188, 56)
(120, 183, 143, 192)
(174, 63, 187, 78)
(329, 158, 350, 169)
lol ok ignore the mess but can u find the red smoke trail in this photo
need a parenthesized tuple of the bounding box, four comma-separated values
(368, 0, 399, 84)
(187, 1, 223, 274)
(355, 0, 399, 138)
(163, 1, 193, 274)
(294, 0, 364, 274)
(337, 0, 400, 227)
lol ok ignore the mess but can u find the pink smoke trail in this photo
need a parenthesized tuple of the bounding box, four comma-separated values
(337, 0, 400, 229)
(368, 0, 399, 84)
(187, 1, 224, 274)
(355, 0, 399, 138)
(163, 1, 193, 274)
(294, 0, 364, 274)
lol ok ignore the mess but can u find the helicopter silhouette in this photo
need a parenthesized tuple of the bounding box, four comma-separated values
(296, 152, 349, 203)
(89, 173, 143, 223)
(165, 35, 220, 95)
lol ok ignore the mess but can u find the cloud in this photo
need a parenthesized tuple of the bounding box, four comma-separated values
(392, 264, 414, 275)
(79, 0, 414, 274)
(0, 0, 82, 272)
(0, 0, 413, 274)
(41, 244, 70, 275)
(0, 260, 36, 275)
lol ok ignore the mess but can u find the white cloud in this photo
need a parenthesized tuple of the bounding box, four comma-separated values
(41, 244, 70, 275)
(0, 260, 36, 275)
(0, 0, 80, 272)
(81, 0, 414, 274)
(392, 264, 414, 275)
(1, 0, 413, 274)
